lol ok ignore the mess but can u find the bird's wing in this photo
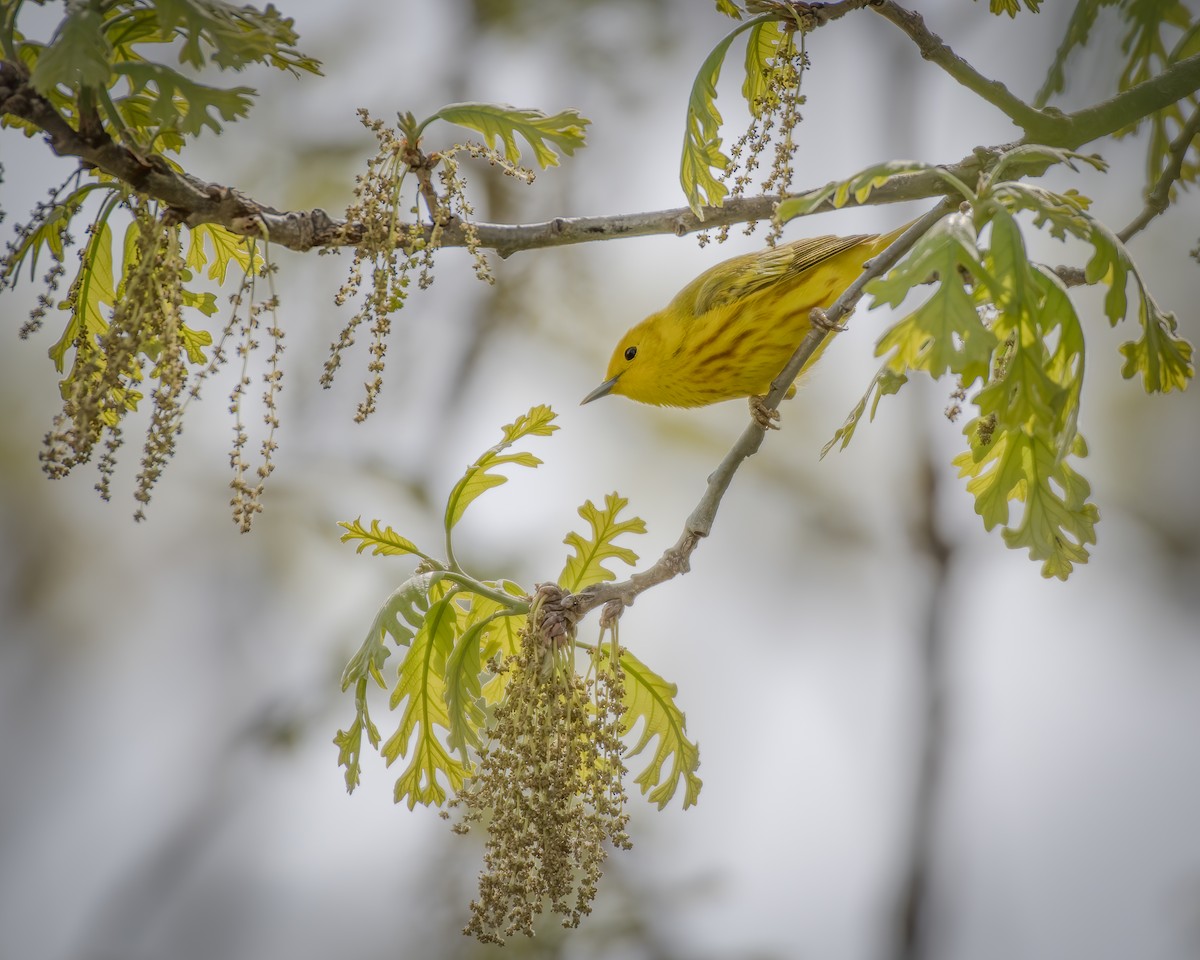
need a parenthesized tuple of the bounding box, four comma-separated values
(690, 233, 873, 315)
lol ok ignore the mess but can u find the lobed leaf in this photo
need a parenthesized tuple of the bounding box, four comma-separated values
(680, 16, 769, 217)
(185, 223, 262, 284)
(150, 0, 322, 75)
(777, 160, 958, 223)
(115, 62, 255, 137)
(741, 19, 787, 117)
(444, 405, 558, 531)
(384, 590, 470, 808)
(432, 103, 590, 169)
(869, 214, 997, 386)
(338, 518, 435, 563)
(443, 584, 527, 756)
(558, 493, 646, 593)
(50, 218, 116, 373)
(821, 365, 908, 458)
(29, 5, 112, 94)
(617, 649, 702, 810)
(333, 677, 382, 793)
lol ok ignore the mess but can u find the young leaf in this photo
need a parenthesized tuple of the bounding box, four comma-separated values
(777, 160, 964, 223)
(115, 62, 254, 137)
(149, 0, 322, 75)
(383, 589, 469, 808)
(1120, 296, 1194, 393)
(443, 584, 526, 756)
(742, 19, 786, 116)
(29, 5, 112, 94)
(339, 571, 446, 692)
(333, 676, 382, 793)
(715, 0, 743, 18)
(821, 365, 908, 458)
(186, 223, 261, 284)
(431, 103, 590, 169)
(616, 649, 702, 810)
(335, 571, 445, 793)
(558, 493, 647, 593)
(444, 405, 558, 531)
(338, 517, 436, 564)
(49, 219, 117, 373)
(869, 214, 998, 386)
(680, 16, 768, 217)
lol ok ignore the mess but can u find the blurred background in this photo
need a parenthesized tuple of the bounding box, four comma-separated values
(2, 2, 1199, 958)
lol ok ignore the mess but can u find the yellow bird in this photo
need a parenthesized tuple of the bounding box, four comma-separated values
(582, 224, 910, 410)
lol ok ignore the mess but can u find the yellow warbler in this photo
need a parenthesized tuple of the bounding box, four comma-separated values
(582, 224, 910, 409)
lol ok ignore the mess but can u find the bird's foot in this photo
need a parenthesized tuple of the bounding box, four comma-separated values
(750, 395, 781, 430)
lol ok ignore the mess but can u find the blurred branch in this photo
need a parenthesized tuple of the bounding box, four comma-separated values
(1118, 101, 1200, 244)
(570, 199, 956, 622)
(891, 442, 953, 960)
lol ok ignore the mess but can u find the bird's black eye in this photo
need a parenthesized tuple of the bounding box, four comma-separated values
(624, 346, 638, 362)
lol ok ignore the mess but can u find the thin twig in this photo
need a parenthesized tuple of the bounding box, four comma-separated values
(570, 198, 956, 621)
(1118, 102, 1200, 244)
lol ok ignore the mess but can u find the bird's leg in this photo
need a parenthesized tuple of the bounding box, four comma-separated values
(749, 395, 781, 430)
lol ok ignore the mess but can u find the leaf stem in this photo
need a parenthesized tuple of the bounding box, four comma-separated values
(439, 571, 530, 613)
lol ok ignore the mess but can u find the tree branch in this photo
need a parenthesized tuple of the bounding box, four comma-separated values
(1118, 101, 1200, 244)
(1050, 51, 1200, 149)
(870, 1, 1059, 139)
(568, 198, 957, 622)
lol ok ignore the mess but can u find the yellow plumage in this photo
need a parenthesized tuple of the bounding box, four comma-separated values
(583, 224, 910, 408)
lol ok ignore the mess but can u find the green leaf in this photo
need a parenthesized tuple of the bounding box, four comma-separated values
(821, 365, 908, 458)
(983, 0, 1041, 16)
(383, 590, 469, 808)
(1, 183, 105, 287)
(149, 0, 322, 74)
(185, 223, 261, 284)
(715, 0, 743, 18)
(334, 572, 445, 794)
(742, 20, 786, 116)
(338, 518, 436, 564)
(50, 218, 116, 373)
(955, 428, 1097, 580)
(29, 5, 112, 94)
(870, 214, 997, 385)
(1080, 216, 1195, 392)
(777, 160, 963, 223)
(680, 16, 769, 217)
(558, 493, 647, 593)
(115, 62, 255, 137)
(339, 571, 445, 692)
(431, 103, 590, 169)
(1120, 297, 1194, 393)
(444, 405, 558, 531)
(333, 676, 382, 793)
(616, 649, 702, 810)
(443, 585, 526, 756)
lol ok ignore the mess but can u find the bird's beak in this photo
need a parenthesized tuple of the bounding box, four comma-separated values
(580, 374, 621, 405)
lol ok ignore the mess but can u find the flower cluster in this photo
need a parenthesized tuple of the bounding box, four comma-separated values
(450, 588, 631, 944)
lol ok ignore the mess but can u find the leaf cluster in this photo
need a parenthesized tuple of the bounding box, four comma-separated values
(335, 405, 701, 813)
(4, 0, 321, 149)
(791, 148, 1193, 579)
